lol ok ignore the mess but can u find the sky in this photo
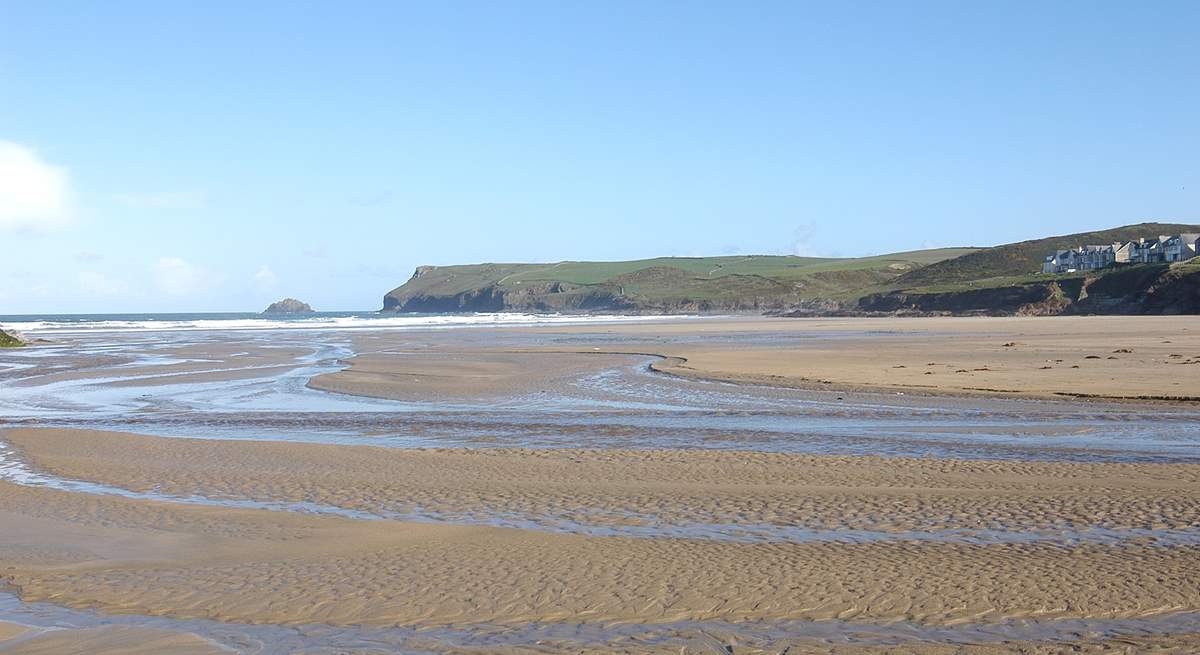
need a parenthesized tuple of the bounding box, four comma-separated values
(1, 1, 1197, 313)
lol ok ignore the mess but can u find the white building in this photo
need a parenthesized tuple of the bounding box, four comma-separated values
(1042, 233, 1198, 274)
(1164, 233, 1200, 263)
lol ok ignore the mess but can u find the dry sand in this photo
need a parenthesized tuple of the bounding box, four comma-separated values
(3, 428, 1200, 633)
(652, 316, 1200, 401)
(315, 316, 1200, 402)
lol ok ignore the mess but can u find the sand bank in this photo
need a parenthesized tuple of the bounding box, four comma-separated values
(9, 428, 1200, 537)
(313, 315, 1200, 402)
(308, 350, 640, 401)
(651, 316, 1200, 402)
(3, 429, 1200, 630)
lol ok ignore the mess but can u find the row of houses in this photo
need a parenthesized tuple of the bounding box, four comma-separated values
(1042, 234, 1200, 274)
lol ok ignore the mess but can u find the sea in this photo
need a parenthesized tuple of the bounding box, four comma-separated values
(0, 311, 683, 336)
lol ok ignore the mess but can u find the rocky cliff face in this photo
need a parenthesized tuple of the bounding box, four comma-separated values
(384, 280, 634, 313)
(382, 258, 1200, 317)
(857, 264, 1200, 316)
(262, 298, 314, 314)
(381, 265, 805, 314)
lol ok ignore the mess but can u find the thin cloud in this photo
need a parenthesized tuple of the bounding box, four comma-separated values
(78, 271, 129, 296)
(253, 264, 278, 290)
(153, 257, 220, 296)
(114, 190, 204, 210)
(74, 251, 105, 263)
(0, 141, 72, 232)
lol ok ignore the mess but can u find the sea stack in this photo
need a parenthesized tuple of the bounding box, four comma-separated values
(262, 298, 315, 315)
(0, 328, 24, 347)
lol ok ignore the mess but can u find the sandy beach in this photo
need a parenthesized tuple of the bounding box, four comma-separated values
(306, 316, 1200, 404)
(2, 452, 1200, 626)
(2, 316, 1200, 653)
(648, 316, 1200, 402)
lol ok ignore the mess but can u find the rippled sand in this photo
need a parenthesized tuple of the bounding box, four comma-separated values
(2, 428, 1199, 635)
(10, 428, 1200, 537)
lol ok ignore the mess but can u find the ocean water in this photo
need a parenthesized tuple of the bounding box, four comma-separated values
(0, 311, 689, 335)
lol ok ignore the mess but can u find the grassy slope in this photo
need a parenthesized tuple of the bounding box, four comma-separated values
(891, 222, 1200, 290)
(387, 248, 980, 306)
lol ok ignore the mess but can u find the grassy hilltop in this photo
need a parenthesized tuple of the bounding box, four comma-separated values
(382, 222, 1200, 315)
(383, 248, 977, 313)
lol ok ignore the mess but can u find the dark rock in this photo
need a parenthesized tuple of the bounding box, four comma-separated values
(0, 329, 24, 348)
(262, 298, 314, 315)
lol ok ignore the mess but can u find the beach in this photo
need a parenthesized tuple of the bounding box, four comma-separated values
(1, 315, 1199, 653)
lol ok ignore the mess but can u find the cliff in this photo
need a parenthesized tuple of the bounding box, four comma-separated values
(381, 223, 1200, 316)
(381, 251, 976, 314)
(857, 262, 1200, 316)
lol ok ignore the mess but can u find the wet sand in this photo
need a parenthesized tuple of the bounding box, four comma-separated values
(309, 350, 638, 401)
(0, 624, 227, 655)
(4, 474, 1200, 628)
(3, 316, 1200, 652)
(9, 428, 1200, 538)
(3, 428, 1200, 633)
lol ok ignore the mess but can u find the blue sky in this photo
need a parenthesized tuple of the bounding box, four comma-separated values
(1, 1, 1196, 312)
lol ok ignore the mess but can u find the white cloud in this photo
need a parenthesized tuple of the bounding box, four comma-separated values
(253, 264, 278, 290)
(114, 190, 204, 210)
(0, 141, 72, 232)
(78, 271, 128, 296)
(153, 257, 219, 296)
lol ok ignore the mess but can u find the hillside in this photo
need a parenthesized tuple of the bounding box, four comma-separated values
(858, 260, 1200, 316)
(382, 249, 977, 314)
(856, 222, 1200, 316)
(891, 222, 1200, 288)
(383, 223, 1200, 316)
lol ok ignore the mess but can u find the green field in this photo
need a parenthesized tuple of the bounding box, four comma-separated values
(386, 248, 981, 311)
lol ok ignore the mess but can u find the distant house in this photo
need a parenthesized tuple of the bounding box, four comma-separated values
(1164, 233, 1200, 262)
(1042, 244, 1113, 273)
(1132, 237, 1161, 262)
(1042, 250, 1073, 274)
(1112, 241, 1134, 264)
(1042, 233, 1197, 274)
